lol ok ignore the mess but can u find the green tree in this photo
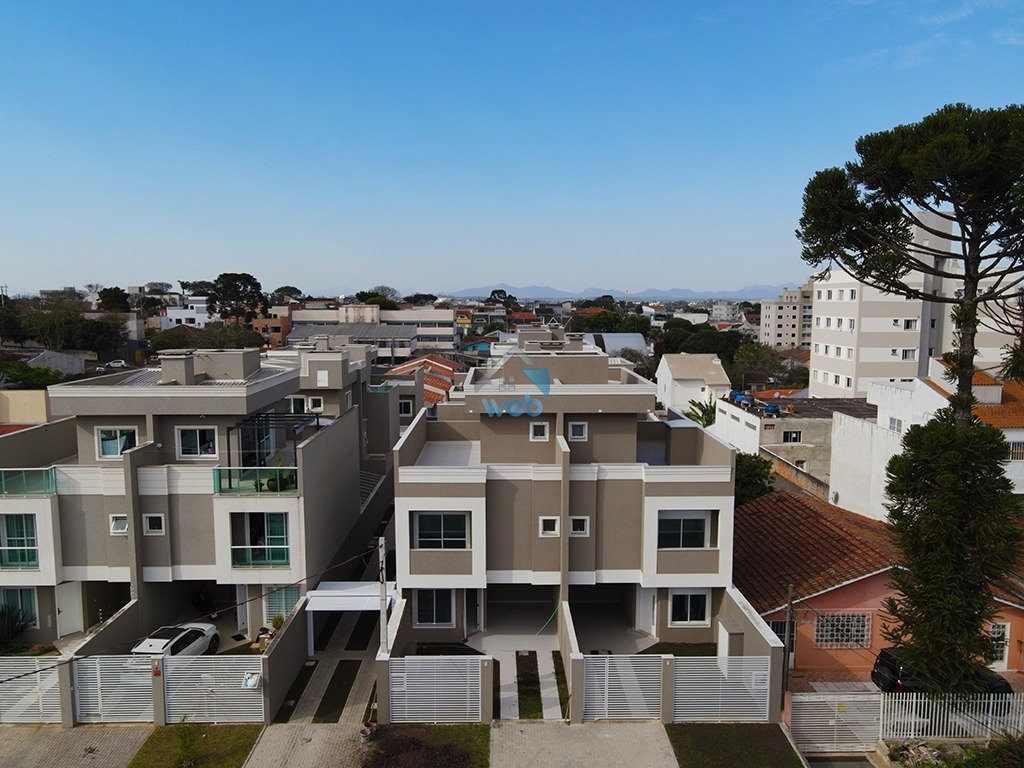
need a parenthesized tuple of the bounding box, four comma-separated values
(685, 397, 716, 427)
(882, 410, 1023, 692)
(96, 286, 131, 312)
(145, 281, 173, 294)
(270, 285, 304, 301)
(150, 326, 197, 352)
(614, 347, 656, 380)
(618, 314, 651, 336)
(796, 103, 1024, 426)
(735, 452, 774, 507)
(178, 279, 216, 296)
(0, 304, 28, 346)
(488, 289, 520, 311)
(403, 293, 438, 305)
(572, 310, 620, 333)
(732, 342, 783, 384)
(25, 298, 84, 350)
(364, 295, 400, 310)
(197, 322, 265, 349)
(0, 362, 64, 389)
(370, 284, 402, 302)
(206, 273, 268, 325)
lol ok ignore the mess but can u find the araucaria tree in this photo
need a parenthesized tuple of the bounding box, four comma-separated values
(797, 103, 1024, 426)
(882, 410, 1023, 692)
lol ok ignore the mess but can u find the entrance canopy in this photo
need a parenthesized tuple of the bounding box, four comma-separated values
(306, 581, 397, 612)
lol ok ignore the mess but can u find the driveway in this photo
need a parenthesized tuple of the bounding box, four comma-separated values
(2, 723, 154, 768)
(490, 720, 678, 768)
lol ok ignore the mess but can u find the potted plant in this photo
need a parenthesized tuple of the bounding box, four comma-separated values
(270, 613, 285, 635)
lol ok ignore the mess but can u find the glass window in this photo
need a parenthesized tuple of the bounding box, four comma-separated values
(110, 515, 128, 535)
(143, 514, 165, 536)
(1, 587, 37, 627)
(569, 517, 589, 537)
(1, 514, 38, 568)
(815, 612, 871, 648)
(285, 396, 306, 414)
(264, 584, 300, 624)
(669, 590, 709, 625)
(783, 431, 802, 443)
(657, 512, 709, 548)
(415, 588, 454, 627)
(902, 349, 917, 361)
(178, 427, 217, 457)
(530, 422, 549, 442)
(568, 422, 588, 441)
(414, 512, 468, 549)
(98, 427, 137, 457)
(539, 517, 559, 537)
(850, 289, 857, 300)
(398, 399, 414, 416)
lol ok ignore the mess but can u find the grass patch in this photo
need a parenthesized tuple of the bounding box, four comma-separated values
(274, 659, 318, 723)
(345, 611, 378, 651)
(314, 612, 342, 651)
(664, 723, 804, 768)
(551, 650, 569, 719)
(0, 641, 59, 656)
(363, 680, 377, 724)
(516, 650, 543, 719)
(641, 642, 717, 657)
(127, 723, 262, 768)
(312, 659, 361, 723)
(363, 724, 489, 768)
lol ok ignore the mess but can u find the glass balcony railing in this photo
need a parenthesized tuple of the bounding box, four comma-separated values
(0, 547, 40, 569)
(230, 546, 290, 567)
(0, 468, 56, 496)
(213, 467, 299, 494)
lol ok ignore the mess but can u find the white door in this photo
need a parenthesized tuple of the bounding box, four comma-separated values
(636, 587, 657, 637)
(55, 581, 84, 637)
(236, 584, 249, 636)
(990, 622, 1011, 671)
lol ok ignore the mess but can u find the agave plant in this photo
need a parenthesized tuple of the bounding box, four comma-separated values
(0, 603, 35, 650)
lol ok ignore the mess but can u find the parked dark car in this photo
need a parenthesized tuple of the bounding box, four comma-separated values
(871, 647, 1012, 694)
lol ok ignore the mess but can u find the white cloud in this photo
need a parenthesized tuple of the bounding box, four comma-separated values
(921, 0, 1013, 26)
(993, 26, 1024, 43)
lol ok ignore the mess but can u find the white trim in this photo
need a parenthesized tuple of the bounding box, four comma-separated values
(398, 467, 487, 484)
(568, 421, 588, 441)
(529, 421, 549, 442)
(396, 496, 486, 588)
(175, 425, 219, 460)
(95, 426, 139, 460)
(308, 396, 324, 413)
(485, 570, 562, 584)
(109, 514, 128, 535)
(657, 510, 711, 549)
(668, 588, 711, 627)
(62, 566, 132, 581)
(569, 516, 590, 537)
(398, 399, 414, 417)
(759, 567, 893, 616)
(142, 566, 174, 581)
(413, 511, 469, 550)
(142, 513, 166, 536)
(486, 465, 561, 481)
(538, 517, 560, 537)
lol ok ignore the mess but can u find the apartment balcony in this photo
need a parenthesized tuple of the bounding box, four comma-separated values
(0, 468, 57, 496)
(0, 547, 40, 570)
(230, 545, 290, 568)
(213, 467, 300, 495)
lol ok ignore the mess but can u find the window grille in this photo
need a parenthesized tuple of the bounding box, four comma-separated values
(814, 612, 871, 648)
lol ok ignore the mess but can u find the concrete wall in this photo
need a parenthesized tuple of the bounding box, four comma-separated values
(0, 390, 50, 423)
(763, 449, 829, 501)
(262, 596, 310, 724)
(74, 585, 192, 655)
(829, 411, 902, 520)
(0, 417, 76, 467)
(718, 586, 785, 722)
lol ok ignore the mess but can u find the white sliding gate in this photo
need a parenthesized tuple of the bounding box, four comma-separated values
(74, 656, 154, 723)
(389, 657, 484, 723)
(673, 657, 771, 722)
(0, 657, 64, 723)
(164, 656, 265, 724)
(582, 655, 663, 721)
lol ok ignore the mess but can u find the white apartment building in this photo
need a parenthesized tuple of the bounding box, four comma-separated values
(808, 211, 1014, 398)
(160, 296, 215, 330)
(758, 281, 813, 350)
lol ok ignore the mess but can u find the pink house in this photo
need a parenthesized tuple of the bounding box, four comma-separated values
(734, 491, 1024, 686)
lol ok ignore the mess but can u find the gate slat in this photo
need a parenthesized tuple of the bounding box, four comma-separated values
(389, 657, 483, 723)
(0, 657, 64, 724)
(164, 656, 265, 724)
(583, 655, 662, 721)
(673, 657, 770, 723)
(74, 656, 154, 723)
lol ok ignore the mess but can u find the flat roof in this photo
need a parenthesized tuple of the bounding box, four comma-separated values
(727, 396, 877, 421)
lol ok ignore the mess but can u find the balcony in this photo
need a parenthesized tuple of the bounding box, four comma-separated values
(0, 547, 39, 569)
(213, 467, 299, 495)
(230, 545, 290, 568)
(0, 468, 56, 496)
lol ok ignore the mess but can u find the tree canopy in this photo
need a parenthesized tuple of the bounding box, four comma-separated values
(734, 452, 775, 507)
(796, 103, 1024, 424)
(96, 286, 131, 312)
(403, 293, 438, 305)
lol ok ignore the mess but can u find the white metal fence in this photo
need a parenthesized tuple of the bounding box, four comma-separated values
(673, 657, 771, 722)
(74, 656, 154, 723)
(791, 692, 1024, 753)
(164, 656, 265, 724)
(0, 657, 64, 724)
(389, 656, 485, 723)
(583, 655, 663, 721)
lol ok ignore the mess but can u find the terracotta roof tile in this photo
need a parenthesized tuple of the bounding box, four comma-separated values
(0, 424, 36, 436)
(928, 375, 1024, 428)
(733, 491, 896, 614)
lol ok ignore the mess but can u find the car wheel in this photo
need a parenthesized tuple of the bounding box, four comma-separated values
(207, 635, 220, 655)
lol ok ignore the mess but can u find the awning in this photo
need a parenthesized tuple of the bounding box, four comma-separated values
(305, 581, 397, 613)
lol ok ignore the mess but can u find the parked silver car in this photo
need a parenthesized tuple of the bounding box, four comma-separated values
(131, 622, 220, 656)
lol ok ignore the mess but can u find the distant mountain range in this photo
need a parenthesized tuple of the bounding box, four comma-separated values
(440, 283, 799, 301)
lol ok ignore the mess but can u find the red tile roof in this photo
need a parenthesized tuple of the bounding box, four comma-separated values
(733, 491, 896, 614)
(0, 424, 36, 436)
(927, 373, 1024, 429)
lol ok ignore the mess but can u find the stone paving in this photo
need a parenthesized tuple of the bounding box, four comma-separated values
(490, 720, 680, 768)
(3, 723, 154, 768)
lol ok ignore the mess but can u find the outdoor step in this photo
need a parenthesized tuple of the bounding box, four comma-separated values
(536, 651, 562, 720)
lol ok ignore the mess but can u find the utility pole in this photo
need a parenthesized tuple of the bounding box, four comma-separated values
(783, 584, 794, 694)
(378, 536, 389, 656)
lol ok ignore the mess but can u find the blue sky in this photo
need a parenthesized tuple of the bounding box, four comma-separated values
(1, 1, 1022, 298)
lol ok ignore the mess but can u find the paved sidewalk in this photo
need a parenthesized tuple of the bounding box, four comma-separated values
(490, 720, 678, 768)
(3, 723, 154, 768)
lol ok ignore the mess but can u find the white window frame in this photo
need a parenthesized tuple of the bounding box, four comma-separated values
(668, 589, 711, 627)
(539, 517, 560, 537)
(285, 396, 306, 414)
(902, 349, 917, 361)
(96, 427, 138, 459)
(782, 430, 802, 443)
(569, 516, 590, 537)
(567, 421, 588, 442)
(109, 515, 128, 535)
(1, 586, 39, 628)
(176, 426, 218, 459)
(143, 513, 166, 536)
(308, 396, 324, 413)
(1009, 442, 1024, 461)
(657, 510, 711, 549)
(530, 421, 549, 442)
(398, 399, 414, 417)
(413, 512, 469, 549)
(413, 588, 455, 628)
(904, 318, 918, 330)
(344, 389, 354, 411)
(850, 289, 857, 300)
(814, 611, 871, 649)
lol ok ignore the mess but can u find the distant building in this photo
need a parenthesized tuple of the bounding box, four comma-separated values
(759, 281, 813, 350)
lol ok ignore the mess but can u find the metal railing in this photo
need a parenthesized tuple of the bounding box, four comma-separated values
(0, 468, 56, 496)
(213, 467, 299, 494)
(0, 547, 40, 569)
(230, 545, 290, 567)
